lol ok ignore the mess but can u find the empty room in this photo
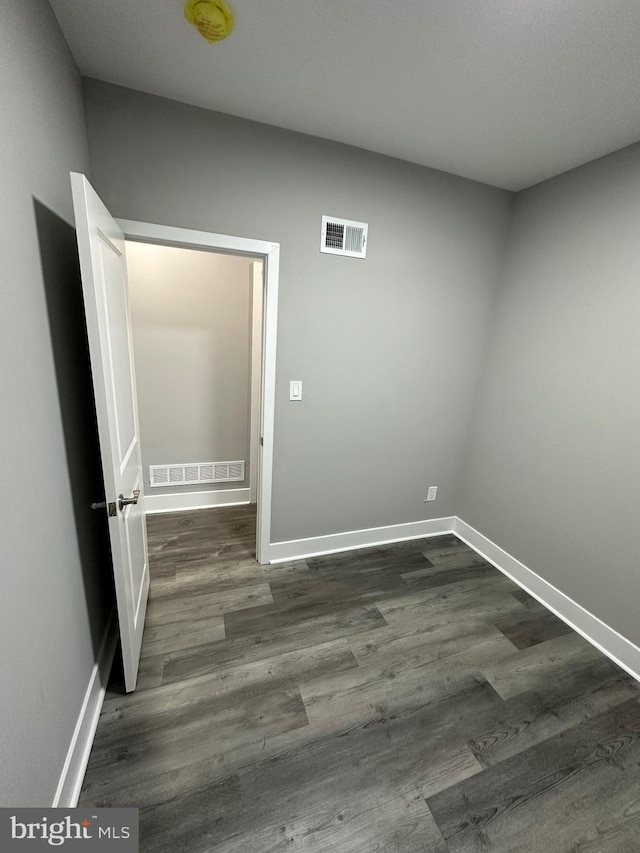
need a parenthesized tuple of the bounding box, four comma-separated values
(2, 0, 640, 851)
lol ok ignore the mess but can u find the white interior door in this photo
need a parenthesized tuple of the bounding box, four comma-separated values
(71, 172, 149, 692)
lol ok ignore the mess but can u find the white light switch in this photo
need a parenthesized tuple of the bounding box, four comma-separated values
(289, 380, 303, 401)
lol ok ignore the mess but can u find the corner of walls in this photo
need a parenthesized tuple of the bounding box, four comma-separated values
(455, 140, 640, 657)
(261, 508, 640, 690)
(451, 188, 519, 513)
(453, 517, 640, 685)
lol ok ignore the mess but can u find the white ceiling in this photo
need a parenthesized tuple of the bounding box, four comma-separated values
(49, 0, 640, 190)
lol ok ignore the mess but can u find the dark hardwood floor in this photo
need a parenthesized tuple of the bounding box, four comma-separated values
(80, 505, 640, 852)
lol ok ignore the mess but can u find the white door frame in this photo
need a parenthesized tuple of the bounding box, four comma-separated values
(117, 219, 279, 565)
(248, 261, 264, 505)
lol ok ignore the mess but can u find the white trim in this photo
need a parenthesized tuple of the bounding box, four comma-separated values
(145, 488, 251, 514)
(117, 219, 279, 564)
(117, 220, 277, 258)
(269, 513, 640, 683)
(52, 612, 118, 807)
(256, 247, 279, 563)
(453, 518, 640, 684)
(249, 261, 263, 505)
(267, 517, 456, 563)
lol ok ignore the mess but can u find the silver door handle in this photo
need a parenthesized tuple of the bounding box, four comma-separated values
(119, 489, 140, 511)
(91, 500, 117, 517)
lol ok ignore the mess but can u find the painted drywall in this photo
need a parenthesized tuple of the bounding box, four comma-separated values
(0, 0, 113, 805)
(82, 79, 514, 542)
(126, 242, 254, 492)
(458, 142, 640, 645)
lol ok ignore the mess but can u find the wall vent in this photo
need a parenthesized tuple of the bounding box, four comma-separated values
(320, 215, 368, 259)
(149, 460, 245, 488)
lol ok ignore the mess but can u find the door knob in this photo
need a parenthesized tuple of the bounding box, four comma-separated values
(119, 489, 141, 511)
(91, 500, 117, 517)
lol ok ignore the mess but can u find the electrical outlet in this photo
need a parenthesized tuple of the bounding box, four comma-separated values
(425, 486, 438, 502)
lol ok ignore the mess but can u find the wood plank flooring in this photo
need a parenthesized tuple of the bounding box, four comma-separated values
(80, 505, 640, 852)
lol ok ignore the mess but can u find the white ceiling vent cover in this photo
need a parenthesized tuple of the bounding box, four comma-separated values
(150, 461, 245, 488)
(320, 215, 368, 259)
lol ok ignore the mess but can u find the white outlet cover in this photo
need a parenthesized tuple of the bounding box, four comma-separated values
(426, 486, 438, 501)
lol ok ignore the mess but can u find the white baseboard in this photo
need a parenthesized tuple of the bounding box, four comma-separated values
(267, 516, 456, 563)
(145, 488, 251, 515)
(52, 612, 118, 807)
(453, 517, 640, 684)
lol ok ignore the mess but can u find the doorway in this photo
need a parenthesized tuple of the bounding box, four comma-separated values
(125, 242, 263, 519)
(117, 218, 280, 566)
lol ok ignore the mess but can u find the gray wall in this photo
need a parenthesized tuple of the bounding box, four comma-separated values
(0, 0, 112, 805)
(83, 79, 514, 542)
(127, 243, 253, 491)
(458, 142, 640, 645)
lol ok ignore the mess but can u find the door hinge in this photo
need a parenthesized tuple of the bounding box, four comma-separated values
(91, 500, 118, 517)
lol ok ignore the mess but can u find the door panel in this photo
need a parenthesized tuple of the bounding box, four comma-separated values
(71, 173, 149, 692)
(99, 235, 137, 459)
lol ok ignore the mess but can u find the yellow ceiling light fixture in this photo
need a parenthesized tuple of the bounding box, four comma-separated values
(184, 0, 234, 42)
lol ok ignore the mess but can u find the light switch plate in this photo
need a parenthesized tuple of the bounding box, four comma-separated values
(290, 380, 303, 401)
(426, 486, 438, 502)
